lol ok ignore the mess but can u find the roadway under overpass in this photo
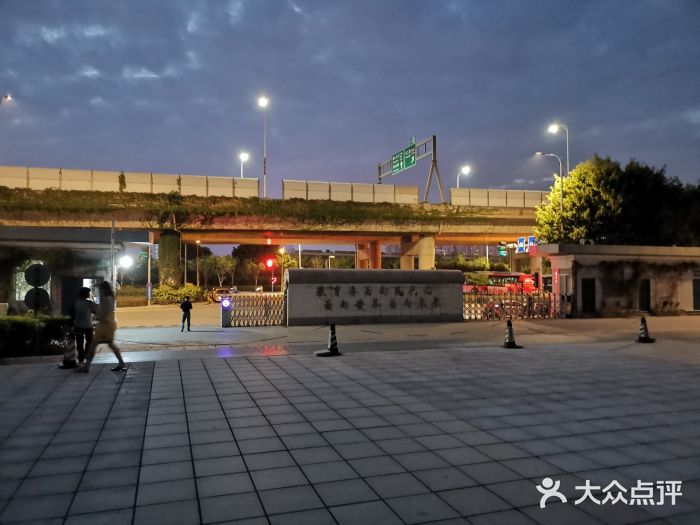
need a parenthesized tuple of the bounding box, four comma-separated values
(0, 206, 536, 270)
(176, 222, 535, 269)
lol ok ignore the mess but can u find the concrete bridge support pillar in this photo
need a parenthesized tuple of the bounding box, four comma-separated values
(158, 229, 183, 287)
(355, 241, 382, 269)
(399, 235, 435, 270)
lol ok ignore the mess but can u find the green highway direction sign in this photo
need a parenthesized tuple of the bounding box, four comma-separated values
(391, 137, 417, 175)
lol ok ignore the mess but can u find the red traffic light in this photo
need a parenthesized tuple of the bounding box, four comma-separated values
(265, 258, 274, 268)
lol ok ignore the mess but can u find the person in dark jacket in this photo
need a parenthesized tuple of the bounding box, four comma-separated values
(72, 287, 97, 365)
(180, 296, 193, 331)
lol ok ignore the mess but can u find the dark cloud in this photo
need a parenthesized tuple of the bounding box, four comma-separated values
(1, 0, 698, 200)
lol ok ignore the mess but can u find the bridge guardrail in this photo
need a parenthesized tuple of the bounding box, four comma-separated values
(1, 165, 547, 207)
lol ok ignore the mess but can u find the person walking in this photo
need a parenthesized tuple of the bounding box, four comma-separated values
(180, 296, 193, 332)
(79, 281, 126, 373)
(72, 287, 97, 366)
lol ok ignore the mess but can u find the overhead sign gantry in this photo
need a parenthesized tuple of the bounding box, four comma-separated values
(377, 135, 445, 203)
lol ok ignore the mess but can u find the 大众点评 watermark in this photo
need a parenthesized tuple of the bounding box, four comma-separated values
(536, 477, 682, 509)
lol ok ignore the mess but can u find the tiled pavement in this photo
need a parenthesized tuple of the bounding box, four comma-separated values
(0, 341, 699, 524)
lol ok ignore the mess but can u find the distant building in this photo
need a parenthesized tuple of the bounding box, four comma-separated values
(530, 244, 700, 316)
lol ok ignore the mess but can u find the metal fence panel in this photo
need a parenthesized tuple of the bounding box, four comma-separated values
(230, 293, 285, 326)
(463, 292, 560, 320)
(227, 292, 561, 326)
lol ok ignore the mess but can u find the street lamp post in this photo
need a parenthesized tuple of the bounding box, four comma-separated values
(548, 122, 570, 179)
(535, 152, 564, 237)
(278, 247, 285, 289)
(239, 152, 249, 178)
(456, 165, 471, 188)
(183, 242, 187, 285)
(195, 240, 201, 288)
(257, 96, 269, 198)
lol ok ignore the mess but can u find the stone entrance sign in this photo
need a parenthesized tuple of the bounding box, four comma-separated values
(286, 269, 463, 326)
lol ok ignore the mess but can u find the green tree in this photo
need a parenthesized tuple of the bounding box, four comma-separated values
(275, 252, 299, 274)
(199, 254, 216, 289)
(303, 255, 324, 268)
(233, 245, 278, 283)
(536, 155, 699, 245)
(225, 256, 238, 286)
(607, 160, 691, 245)
(238, 259, 264, 287)
(211, 255, 237, 287)
(535, 156, 623, 243)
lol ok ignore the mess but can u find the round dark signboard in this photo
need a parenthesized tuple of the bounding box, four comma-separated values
(25, 264, 51, 287)
(24, 288, 51, 312)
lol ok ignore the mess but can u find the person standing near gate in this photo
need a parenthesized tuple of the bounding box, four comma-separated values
(72, 287, 97, 365)
(180, 296, 193, 332)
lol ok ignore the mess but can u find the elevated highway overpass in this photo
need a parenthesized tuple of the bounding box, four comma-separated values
(0, 165, 544, 269)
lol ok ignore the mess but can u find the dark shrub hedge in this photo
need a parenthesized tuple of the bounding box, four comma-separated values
(0, 315, 71, 356)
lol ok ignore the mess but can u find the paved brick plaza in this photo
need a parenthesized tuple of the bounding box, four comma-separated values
(1, 339, 699, 524)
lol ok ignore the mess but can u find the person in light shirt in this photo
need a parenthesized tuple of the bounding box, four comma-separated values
(78, 281, 127, 372)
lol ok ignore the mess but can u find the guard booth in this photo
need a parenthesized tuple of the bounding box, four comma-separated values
(529, 244, 700, 316)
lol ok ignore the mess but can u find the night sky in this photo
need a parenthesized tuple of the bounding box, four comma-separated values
(1, 0, 699, 201)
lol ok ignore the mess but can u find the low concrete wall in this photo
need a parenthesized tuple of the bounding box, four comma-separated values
(351, 183, 374, 203)
(373, 184, 394, 203)
(286, 269, 464, 325)
(282, 180, 308, 199)
(330, 182, 352, 201)
(281, 180, 419, 205)
(394, 185, 419, 204)
(307, 181, 330, 200)
(450, 187, 547, 208)
(205, 176, 231, 197)
(233, 178, 259, 198)
(0, 165, 260, 198)
(0, 165, 544, 207)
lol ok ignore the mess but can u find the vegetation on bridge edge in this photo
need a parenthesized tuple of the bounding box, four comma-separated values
(0, 186, 496, 227)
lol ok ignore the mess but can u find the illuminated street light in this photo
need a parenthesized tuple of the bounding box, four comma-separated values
(239, 151, 249, 178)
(0, 94, 12, 106)
(119, 255, 134, 269)
(535, 152, 564, 237)
(118, 255, 134, 287)
(547, 122, 570, 179)
(257, 96, 270, 198)
(456, 165, 471, 188)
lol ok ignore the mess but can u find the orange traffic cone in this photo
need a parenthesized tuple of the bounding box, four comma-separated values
(316, 324, 342, 357)
(637, 316, 655, 343)
(503, 320, 522, 349)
